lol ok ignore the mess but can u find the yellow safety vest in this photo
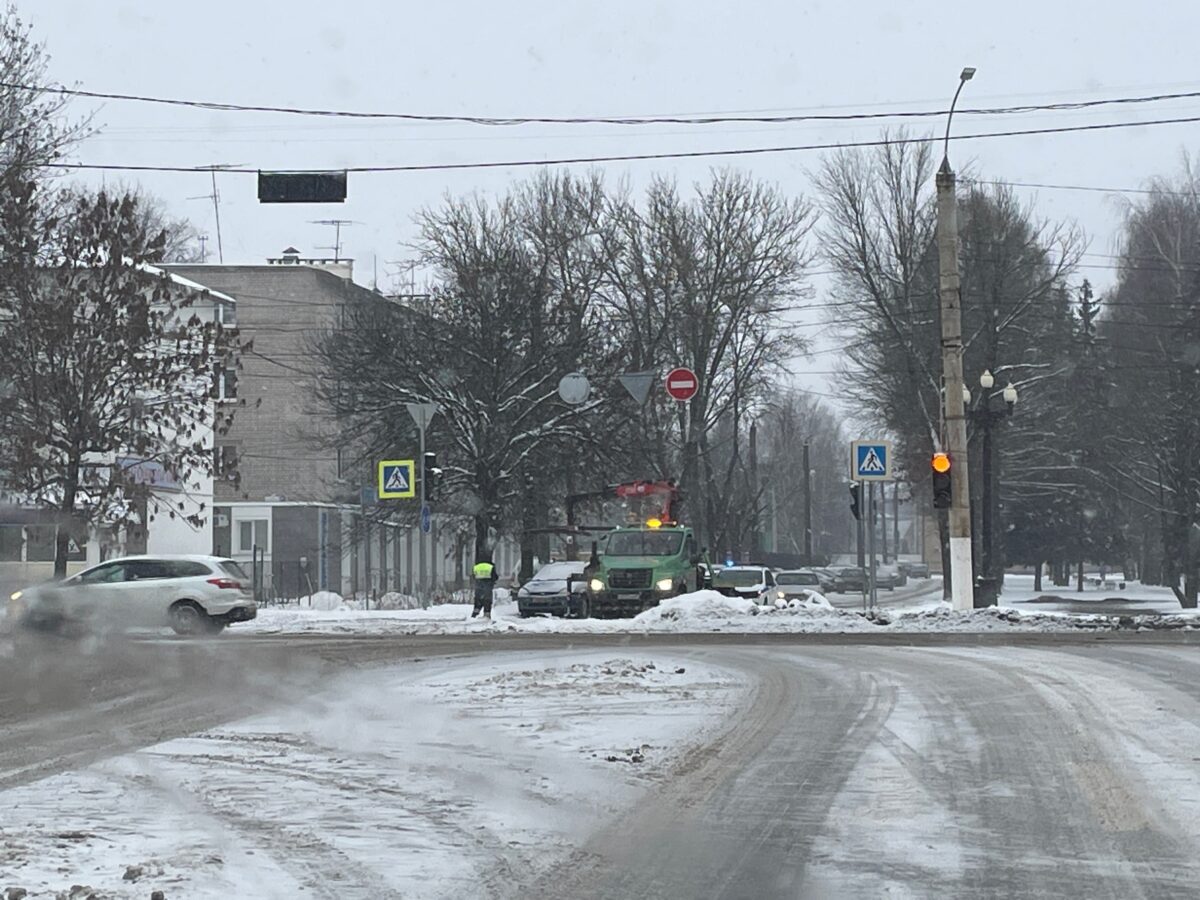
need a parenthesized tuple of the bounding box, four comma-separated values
(473, 562, 495, 580)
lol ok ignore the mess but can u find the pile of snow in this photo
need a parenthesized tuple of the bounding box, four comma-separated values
(635, 590, 758, 623)
(773, 591, 835, 611)
(296, 590, 347, 611)
(373, 591, 423, 611)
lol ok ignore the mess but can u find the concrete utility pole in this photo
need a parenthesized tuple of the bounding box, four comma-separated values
(937, 67, 976, 611)
(803, 442, 813, 562)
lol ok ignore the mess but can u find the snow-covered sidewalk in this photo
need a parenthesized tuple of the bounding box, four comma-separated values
(235, 588, 1200, 638)
(0, 651, 742, 899)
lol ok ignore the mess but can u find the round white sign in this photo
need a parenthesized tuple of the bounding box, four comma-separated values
(558, 372, 590, 405)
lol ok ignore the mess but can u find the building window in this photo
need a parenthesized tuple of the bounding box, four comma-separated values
(214, 444, 239, 480)
(214, 366, 237, 401)
(336, 447, 349, 481)
(238, 519, 269, 553)
(25, 526, 56, 562)
(215, 301, 236, 326)
(0, 525, 22, 561)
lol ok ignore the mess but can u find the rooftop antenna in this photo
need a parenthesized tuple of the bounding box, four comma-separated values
(198, 234, 210, 262)
(309, 219, 359, 262)
(187, 164, 242, 264)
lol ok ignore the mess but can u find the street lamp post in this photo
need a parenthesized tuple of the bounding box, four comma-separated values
(968, 370, 1018, 602)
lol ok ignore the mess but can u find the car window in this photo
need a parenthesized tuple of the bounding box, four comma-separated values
(77, 562, 126, 584)
(219, 560, 249, 580)
(164, 560, 213, 578)
(531, 562, 585, 581)
(765, 571, 775, 586)
(124, 560, 171, 581)
(778, 573, 819, 585)
(713, 570, 764, 588)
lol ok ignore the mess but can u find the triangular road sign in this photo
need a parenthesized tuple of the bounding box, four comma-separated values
(385, 466, 410, 492)
(859, 448, 886, 475)
(619, 371, 654, 406)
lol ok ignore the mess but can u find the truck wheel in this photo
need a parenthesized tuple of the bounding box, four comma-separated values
(574, 596, 590, 619)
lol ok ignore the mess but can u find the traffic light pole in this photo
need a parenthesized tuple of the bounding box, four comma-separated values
(855, 487, 865, 570)
(418, 420, 427, 596)
(937, 160, 974, 612)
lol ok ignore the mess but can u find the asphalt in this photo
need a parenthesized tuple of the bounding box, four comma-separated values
(5, 629, 1200, 898)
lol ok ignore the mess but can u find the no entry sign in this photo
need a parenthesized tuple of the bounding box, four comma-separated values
(665, 367, 699, 402)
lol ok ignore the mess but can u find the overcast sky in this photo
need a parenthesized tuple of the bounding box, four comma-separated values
(21, 0, 1200, 400)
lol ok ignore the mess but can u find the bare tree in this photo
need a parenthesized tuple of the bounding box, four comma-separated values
(0, 187, 239, 574)
(600, 170, 815, 552)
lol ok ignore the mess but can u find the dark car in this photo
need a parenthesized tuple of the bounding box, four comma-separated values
(517, 561, 589, 618)
(907, 561, 931, 578)
(831, 566, 866, 593)
(811, 567, 838, 592)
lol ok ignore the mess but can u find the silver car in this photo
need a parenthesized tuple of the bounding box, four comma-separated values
(9, 554, 257, 635)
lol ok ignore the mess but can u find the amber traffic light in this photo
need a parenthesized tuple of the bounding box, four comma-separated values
(931, 453, 952, 508)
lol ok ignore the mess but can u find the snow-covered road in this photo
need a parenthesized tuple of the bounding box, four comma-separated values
(0, 651, 742, 899)
(6, 632, 1200, 898)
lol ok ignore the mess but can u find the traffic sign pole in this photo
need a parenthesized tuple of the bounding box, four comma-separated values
(406, 402, 439, 598)
(418, 418, 427, 596)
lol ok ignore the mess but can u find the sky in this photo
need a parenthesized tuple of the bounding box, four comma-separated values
(19, 0, 1200, 404)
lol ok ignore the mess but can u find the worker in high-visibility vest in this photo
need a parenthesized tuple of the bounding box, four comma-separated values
(471, 554, 498, 619)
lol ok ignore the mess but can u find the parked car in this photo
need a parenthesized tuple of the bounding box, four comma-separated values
(830, 566, 867, 593)
(517, 560, 589, 618)
(775, 569, 823, 599)
(711, 565, 777, 605)
(8, 555, 257, 635)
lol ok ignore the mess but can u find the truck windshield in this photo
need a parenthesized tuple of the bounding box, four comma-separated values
(605, 531, 684, 556)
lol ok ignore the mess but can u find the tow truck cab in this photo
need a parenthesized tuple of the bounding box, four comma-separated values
(586, 524, 706, 617)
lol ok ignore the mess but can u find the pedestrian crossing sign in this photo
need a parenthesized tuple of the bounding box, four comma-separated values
(378, 459, 416, 499)
(851, 440, 893, 482)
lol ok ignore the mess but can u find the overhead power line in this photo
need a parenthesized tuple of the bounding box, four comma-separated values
(965, 178, 1197, 196)
(8, 81, 1200, 126)
(39, 113, 1200, 176)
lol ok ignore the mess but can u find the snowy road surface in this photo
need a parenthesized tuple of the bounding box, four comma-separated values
(4, 632, 1200, 898)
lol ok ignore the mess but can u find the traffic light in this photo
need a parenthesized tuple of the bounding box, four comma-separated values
(931, 452, 952, 509)
(423, 451, 443, 498)
(849, 482, 862, 520)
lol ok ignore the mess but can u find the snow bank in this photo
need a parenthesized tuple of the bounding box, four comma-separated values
(239, 587, 1200, 637)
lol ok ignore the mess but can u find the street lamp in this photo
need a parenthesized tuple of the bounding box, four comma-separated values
(943, 67, 977, 165)
(968, 370, 1019, 601)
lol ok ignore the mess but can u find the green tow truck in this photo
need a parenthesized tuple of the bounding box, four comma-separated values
(586, 522, 707, 617)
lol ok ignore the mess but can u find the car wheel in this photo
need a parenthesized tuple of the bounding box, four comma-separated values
(169, 601, 209, 636)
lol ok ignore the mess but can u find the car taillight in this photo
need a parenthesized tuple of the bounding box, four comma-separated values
(207, 577, 242, 590)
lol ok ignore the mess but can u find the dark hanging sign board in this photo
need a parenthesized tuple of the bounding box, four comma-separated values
(258, 171, 347, 203)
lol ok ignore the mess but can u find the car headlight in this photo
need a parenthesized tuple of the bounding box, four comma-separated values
(517, 587, 529, 598)
(10, 590, 21, 602)
(776, 590, 786, 600)
(656, 578, 674, 592)
(589, 578, 605, 592)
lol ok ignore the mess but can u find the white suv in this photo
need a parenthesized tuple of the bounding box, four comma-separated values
(9, 555, 258, 636)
